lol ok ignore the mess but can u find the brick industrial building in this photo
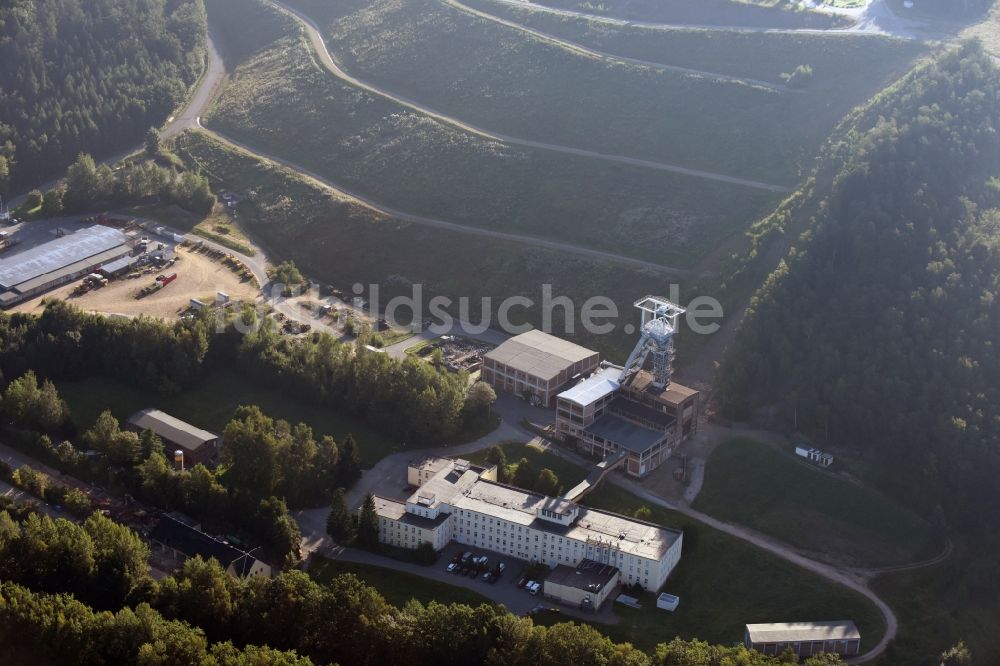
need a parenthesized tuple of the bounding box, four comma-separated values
(128, 409, 219, 468)
(481, 330, 599, 406)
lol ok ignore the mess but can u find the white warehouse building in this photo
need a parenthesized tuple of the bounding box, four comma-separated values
(374, 457, 683, 591)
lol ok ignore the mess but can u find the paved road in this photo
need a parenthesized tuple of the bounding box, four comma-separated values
(267, 0, 790, 194)
(6, 33, 228, 209)
(442, 0, 789, 92)
(484, 0, 931, 39)
(162, 31, 228, 140)
(611, 474, 897, 664)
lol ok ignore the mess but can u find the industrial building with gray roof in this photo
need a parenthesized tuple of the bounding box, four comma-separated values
(0, 226, 131, 307)
(482, 330, 600, 406)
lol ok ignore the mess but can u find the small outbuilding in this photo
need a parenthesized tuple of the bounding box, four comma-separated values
(744, 621, 861, 658)
(543, 559, 620, 612)
(656, 592, 679, 612)
(127, 408, 219, 467)
(149, 515, 271, 579)
(795, 446, 834, 468)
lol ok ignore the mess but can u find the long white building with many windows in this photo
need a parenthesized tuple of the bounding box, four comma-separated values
(374, 457, 683, 591)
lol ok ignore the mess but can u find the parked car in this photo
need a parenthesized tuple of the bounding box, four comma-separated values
(446, 563, 458, 572)
(481, 571, 493, 582)
(527, 581, 542, 596)
(517, 576, 528, 588)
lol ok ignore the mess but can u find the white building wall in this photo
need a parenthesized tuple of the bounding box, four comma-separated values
(450, 506, 672, 592)
(376, 490, 681, 592)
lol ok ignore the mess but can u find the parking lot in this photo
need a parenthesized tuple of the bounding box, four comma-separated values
(322, 540, 619, 623)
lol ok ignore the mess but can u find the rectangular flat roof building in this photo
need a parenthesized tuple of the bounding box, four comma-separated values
(482, 330, 599, 406)
(373, 457, 683, 592)
(127, 409, 219, 467)
(544, 559, 621, 611)
(0, 226, 131, 306)
(744, 621, 861, 658)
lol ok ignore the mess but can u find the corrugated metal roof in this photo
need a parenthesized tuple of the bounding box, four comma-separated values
(127, 409, 217, 453)
(100, 254, 140, 274)
(0, 226, 128, 289)
(746, 621, 861, 644)
(485, 330, 596, 381)
(558, 367, 621, 406)
(13, 245, 131, 294)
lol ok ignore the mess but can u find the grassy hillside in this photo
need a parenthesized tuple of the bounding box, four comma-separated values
(203, 5, 778, 266)
(174, 130, 692, 361)
(579, 483, 886, 652)
(693, 438, 937, 566)
(464, 0, 925, 87)
(529, 0, 850, 28)
(290, 0, 839, 185)
(717, 43, 1000, 664)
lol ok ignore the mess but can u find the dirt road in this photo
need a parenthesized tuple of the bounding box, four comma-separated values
(442, 0, 789, 92)
(11, 247, 258, 320)
(267, 0, 790, 194)
(481, 0, 931, 40)
(196, 121, 699, 277)
(7, 32, 228, 208)
(162, 32, 227, 141)
(612, 474, 897, 664)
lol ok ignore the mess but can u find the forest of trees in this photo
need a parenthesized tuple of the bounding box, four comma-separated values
(0, 0, 207, 195)
(909, 0, 995, 16)
(42, 151, 217, 215)
(0, 504, 850, 666)
(718, 41, 1000, 585)
(0, 300, 471, 445)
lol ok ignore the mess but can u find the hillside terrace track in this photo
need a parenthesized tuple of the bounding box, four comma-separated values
(267, 0, 792, 194)
(193, 120, 696, 277)
(441, 0, 791, 93)
(9, 11, 905, 658)
(477, 0, 920, 38)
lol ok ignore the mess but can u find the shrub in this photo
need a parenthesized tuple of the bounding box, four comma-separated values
(781, 64, 814, 89)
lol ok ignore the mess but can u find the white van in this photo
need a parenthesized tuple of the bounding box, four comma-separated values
(528, 581, 541, 596)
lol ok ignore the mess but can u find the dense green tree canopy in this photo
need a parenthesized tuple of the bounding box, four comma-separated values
(0, 0, 206, 191)
(718, 42, 1000, 544)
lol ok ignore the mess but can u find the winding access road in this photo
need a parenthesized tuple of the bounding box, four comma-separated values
(6, 6, 916, 659)
(267, 0, 791, 194)
(440, 0, 788, 92)
(196, 117, 696, 277)
(477, 0, 929, 39)
(5, 36, 228, 210)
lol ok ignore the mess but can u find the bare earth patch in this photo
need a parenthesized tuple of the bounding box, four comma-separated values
(13, 247, 260, 320)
